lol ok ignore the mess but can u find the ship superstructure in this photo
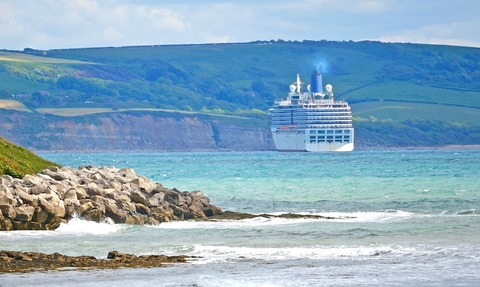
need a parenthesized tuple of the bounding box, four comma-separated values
(270, 70, 354, 152)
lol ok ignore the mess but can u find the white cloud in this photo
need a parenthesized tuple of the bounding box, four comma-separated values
(377, 20, 480, 48)
(135, 7, 189, 32)
(0, 0, 479, 50)
(290, 0, 389, 14)
(103, 27, 124, 42)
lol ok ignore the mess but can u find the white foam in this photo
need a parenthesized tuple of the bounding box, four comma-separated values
(264, 211, 414, 222)
(149, 217, 317, 230)
(0, 217, 125, 239)
(0, 229, 57, 239)
(149, 210, 414, 230)
(455, 209, 476, 215)
(196, 276, 278, 287)
(316, 210, 415, 222)
(55, 217, 127, 234)
(189, 244, 421, 264)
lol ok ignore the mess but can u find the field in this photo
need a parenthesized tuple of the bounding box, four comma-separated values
(36, 107, 117, 116)
(351, 101, 480, 124)
(343, 80, 480, 107)
(0, 100, 32, 112)
(0, 51, 94, 64)
(0, 51, 96, 94)
(35, 107, 253, 120)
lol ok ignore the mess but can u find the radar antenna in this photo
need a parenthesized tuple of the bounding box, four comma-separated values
(325, 84, 333, 99)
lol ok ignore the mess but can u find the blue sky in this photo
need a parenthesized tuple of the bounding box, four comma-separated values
(1, 0, 479, 50)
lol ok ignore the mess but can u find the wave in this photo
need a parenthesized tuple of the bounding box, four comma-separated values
(290, 210, 415, 222)
(148, 210, 415, 230)
(454, 209, 476, 215)
(0, 217, 125, 240)
(195, 276, 277, 287)
(55, 216, 128, 234)
(188, 244, 429, 264)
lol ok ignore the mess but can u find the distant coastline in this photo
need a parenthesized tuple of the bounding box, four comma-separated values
(35, 145, 480, 154)
(356, 144, 480, 151)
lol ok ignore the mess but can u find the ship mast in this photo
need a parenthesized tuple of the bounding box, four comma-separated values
(295, 74, 302, 94)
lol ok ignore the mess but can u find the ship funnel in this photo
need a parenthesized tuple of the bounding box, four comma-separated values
(310, 70, 323, 93)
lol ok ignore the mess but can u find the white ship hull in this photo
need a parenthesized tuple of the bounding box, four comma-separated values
(306, 141, 354, 152)
(272, 130, 354, 152)
(271, 131, 306, 152)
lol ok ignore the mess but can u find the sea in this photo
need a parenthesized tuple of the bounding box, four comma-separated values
(1, 150, 479, 286)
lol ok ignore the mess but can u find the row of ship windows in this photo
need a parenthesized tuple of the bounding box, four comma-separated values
(310, 135, 350, 140)
(273, 117, 352, 121)
(310, 139, 352, 143)
(274, 117, 351, 121)
(307, 116, 351, 119)
(273, 130, 306, 134)
(308, 121, 352, 124)
(275, 107, 350, 110)
(274, 122, 352, 126)
(275, 106, 349, 109)
(274, 113, 351, 117)
(273, 121, 352, 124)
(275, 108, 350, 110)
(310, 129, 351, 134)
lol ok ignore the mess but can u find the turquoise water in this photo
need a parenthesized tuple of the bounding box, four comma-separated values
(1, 150, 479, 286)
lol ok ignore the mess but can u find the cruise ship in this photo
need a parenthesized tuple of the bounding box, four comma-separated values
(270, 70, 354, 152)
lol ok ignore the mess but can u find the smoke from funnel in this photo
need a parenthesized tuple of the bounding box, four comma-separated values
(313, 58, 329, 74)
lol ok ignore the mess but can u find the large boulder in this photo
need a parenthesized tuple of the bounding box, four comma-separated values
(130, 176, 156, 194)
(33, 206, 49, 224)
(91, 195, 127, 223)
(17, 190, 37, 207)
(0, 185, 14, 205)
(163, 189, 185, 206)
(14, 205, 35, 222)
(0, 204, 16, 219)
(130, 190, 149, 206)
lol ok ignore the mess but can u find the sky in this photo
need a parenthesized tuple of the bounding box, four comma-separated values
(1, 0, 479, 50)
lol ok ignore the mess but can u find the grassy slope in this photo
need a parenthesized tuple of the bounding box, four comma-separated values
(352, 101, 480, 124)
(28, 41, 480, 123)
(43, 42, 384, 94)
(0, 50, 95, 94)
(0, 137, 59, 178)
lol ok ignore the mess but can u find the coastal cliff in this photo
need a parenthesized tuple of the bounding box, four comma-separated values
(0, 110, 275, 151)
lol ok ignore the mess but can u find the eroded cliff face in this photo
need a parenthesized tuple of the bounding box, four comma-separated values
(0, 111, 275, 151)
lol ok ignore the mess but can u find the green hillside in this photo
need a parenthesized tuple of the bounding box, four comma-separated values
(1, 41, 479, 117)
(1, 40, 480, 148)
(0, 137, 59, 178)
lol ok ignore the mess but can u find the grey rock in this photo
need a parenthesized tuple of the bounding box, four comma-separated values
(14, 205, 35, 221)
(17, 190, 37, 207)
(130, 190, 149, 206)
(0, 204, 16, 219)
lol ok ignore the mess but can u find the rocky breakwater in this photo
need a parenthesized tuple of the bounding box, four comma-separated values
(0, 165, 222, 230)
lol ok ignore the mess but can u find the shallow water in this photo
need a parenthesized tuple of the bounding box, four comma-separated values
(1, 150, 479, 286)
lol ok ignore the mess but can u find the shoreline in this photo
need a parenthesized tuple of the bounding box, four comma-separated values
(34, 144, 480, 154)
(355, 144, 480, 151)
